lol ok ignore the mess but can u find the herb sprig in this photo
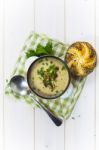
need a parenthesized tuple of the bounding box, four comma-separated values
(26, 41, 54, 58)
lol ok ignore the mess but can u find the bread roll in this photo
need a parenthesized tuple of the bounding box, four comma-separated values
(65, 42, 97, 77)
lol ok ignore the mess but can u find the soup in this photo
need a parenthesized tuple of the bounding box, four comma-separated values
(27, 56, 70, 99)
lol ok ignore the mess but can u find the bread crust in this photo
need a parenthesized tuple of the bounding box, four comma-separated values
(65, 42, 97, 77)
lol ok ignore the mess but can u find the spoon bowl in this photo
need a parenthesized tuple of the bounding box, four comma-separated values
(10, 75, 63, 126)
(10, 75, 29, 96)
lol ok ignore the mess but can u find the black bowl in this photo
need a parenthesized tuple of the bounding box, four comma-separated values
(27, 55, 71, 99)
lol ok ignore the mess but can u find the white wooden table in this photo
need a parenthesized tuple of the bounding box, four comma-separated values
(0, 0, 99, 150)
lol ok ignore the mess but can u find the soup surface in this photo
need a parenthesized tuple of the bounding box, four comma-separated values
(28, 57, 70, 98)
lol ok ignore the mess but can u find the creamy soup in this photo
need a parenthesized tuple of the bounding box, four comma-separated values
(28, 57, 70, 98)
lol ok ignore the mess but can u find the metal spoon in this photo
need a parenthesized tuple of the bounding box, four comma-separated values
(10, 75, 62, 126)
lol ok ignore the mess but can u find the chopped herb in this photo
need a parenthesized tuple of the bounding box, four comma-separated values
(39, 59, 43, 63)
(39, 77, 42, 80)
(45, 58, 48, 61)
(37, 67, 44, 77)
(50, 61, 53, 64)
(46, 63, 48, 65)
(37, 89, 40, 92)
(61, 65, 66, 70)
(37, 64, 59, 91)
(55, 66, 59, 71)
(56, 90, 59, 93)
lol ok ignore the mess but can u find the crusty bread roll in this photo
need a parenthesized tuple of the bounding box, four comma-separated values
(65, 42, 97, 77)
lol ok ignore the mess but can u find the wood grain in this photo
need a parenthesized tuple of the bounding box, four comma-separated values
(4, 0, 35, 150)
(0, 0, 4, 149)
(65, 0, 96, 150)
(0, 0, 98, 150)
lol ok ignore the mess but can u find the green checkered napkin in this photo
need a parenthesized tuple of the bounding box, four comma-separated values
(5, 32, 86, 120)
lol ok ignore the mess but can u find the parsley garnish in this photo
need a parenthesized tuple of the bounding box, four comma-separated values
(26, 41, 54, 58)
(37, 65, 59, 91)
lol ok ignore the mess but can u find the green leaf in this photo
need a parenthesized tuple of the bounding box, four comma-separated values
(35, 44, 49, 56)
(26, 41, 54, 58)
(26, 50, 36, 58)
(45, 41, 53, 54)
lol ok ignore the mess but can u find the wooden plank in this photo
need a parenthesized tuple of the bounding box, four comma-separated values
(96, 0, 99, 149)
(65, 0, 96, 150)
(4, 0, 35, 150)
(0, 0, 4, 149)
(34, 0, 65, 150)
(35, 109, 65, 150)
(34, 0, 65, 41)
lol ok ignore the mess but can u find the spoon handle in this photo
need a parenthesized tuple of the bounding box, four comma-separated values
(29, 94, 62, 126)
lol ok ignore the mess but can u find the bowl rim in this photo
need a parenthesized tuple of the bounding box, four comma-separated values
(27, 55, 71, 99)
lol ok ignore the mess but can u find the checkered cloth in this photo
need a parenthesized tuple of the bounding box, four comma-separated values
(5, 32, 86, 120)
